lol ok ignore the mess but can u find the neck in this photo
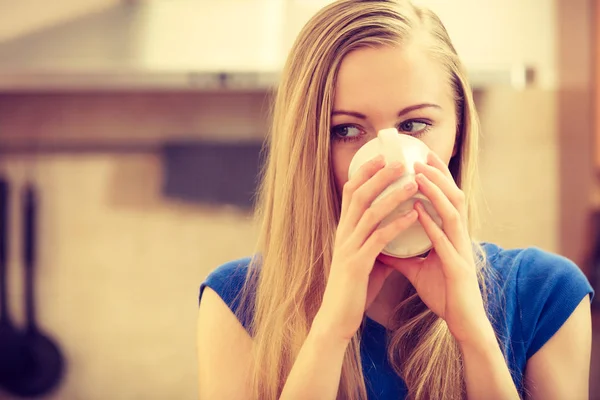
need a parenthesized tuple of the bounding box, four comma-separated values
(365, 270, 410, 328)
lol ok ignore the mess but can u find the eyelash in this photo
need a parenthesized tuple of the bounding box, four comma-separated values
(330, 119, 433, 142)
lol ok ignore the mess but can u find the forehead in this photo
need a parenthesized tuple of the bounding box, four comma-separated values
(333, 44, 454, 113)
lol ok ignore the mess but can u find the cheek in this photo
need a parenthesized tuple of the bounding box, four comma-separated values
(331, 143, 354, 195)
(422, 126, 457, 166)
(427, 141, 455, 165)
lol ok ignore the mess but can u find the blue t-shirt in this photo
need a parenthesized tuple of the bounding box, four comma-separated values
(198, 243, 593, 399)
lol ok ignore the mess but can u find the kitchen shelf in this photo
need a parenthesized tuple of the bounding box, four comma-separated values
(0, 65, 535, 93)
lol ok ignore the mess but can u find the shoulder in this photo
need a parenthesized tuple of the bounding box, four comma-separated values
(482, 242, 592, 300)
(482, 242, 593, 358)
(199, 257, 256, 332)
(200, 257, 253, 298)
(197, 259, 255, 397)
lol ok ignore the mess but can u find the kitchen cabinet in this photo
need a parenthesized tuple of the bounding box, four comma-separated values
(596, 0, 600, 170)
(593, 0, 600, 210)
(0, 92, 272, 152)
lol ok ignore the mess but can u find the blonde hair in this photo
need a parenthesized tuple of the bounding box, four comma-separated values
(244, 1, 494, 399)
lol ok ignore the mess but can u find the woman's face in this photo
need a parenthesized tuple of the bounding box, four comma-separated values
(330, 44, 459, 195)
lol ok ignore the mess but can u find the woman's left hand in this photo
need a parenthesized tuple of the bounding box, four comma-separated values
(377, 151, 493, 346)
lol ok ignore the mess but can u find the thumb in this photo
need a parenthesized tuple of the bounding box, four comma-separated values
(377, 253, 423, 286)
(365, 262, 395, 308)
(370, 261, 395, 284)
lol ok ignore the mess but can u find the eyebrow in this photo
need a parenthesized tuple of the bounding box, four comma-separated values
(331, 103, 442, 119)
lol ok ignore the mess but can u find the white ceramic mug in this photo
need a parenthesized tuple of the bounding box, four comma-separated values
(348, 128, 443, 258)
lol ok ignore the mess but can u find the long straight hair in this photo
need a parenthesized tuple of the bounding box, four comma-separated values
(243, 1, 493, 399)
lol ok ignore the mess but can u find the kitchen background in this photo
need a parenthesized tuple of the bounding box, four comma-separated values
(0, 0, 597, 399)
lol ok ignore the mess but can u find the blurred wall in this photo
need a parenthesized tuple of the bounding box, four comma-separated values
(0, 93, 268, 400)
(0, 0, 594, 399)
(555, 0, 594, 271)
(0, 0, 118, 42)
(288, 0, 558, 86)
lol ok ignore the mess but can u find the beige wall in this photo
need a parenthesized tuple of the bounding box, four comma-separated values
(475, 89, 560, 252)
(288, 0, 558, 87)
(0, 152, 259, 400)
(556, 0, 594, 270)
(0, 0, 117, 43)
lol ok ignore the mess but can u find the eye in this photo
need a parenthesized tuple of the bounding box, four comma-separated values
(330, 124, 365, 141)
(398, 120, 431, 136)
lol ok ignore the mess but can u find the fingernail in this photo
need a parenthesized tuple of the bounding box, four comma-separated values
(414, 201, 425, 212)
(415, 173, 425, 182)
(403, 210, 417, 218)
(372, 155, 385, 164)
(388, 161, 403, 170)
(403, 181, 416, 191)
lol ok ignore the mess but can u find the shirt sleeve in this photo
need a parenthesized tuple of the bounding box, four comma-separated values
(516, 247, 594, 359)
(199, 257, 254, 332)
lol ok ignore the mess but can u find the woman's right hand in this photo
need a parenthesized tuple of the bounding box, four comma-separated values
(314, 155, 419, 342)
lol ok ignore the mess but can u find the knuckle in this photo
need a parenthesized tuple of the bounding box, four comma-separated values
(333, 232, 344, 248)
(432, 231, 446, 244)
(362, 208, 379, 226)
(343, 181, 357, 198)
(394, 187, 412, 201)
(447, 209, 461, 224)
(453, 190, 466, 204)
(346, 258, 367, 279)
(390, 215, 412, 233)
(353, 188, 369, 206)
(372, 230, 390, 246)
(395, 212, 412, 227)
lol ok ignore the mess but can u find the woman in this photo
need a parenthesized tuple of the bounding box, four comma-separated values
(196, 1, 593, 399)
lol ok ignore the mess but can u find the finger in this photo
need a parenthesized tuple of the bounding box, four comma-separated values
(348, 180, 418, 249)
(414, 161, 465, 214)
(415, 201, 462, 277)
(366, 262, 395, 308)
(340, 155, 385, 221)
(377, 253, 423, 286)
(359, 209, 418, 260)
(343, 162, 406, 231)
(370, 261, 394, 285)
(415, 173, 468, 249)
(426, 151, 454, 181)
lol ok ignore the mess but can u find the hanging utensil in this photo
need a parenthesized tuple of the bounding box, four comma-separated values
(3, 183, 65, 397)
(0, 176, 26, 389)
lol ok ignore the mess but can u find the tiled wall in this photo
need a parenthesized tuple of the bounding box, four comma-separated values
(0, 152, 260, 400)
